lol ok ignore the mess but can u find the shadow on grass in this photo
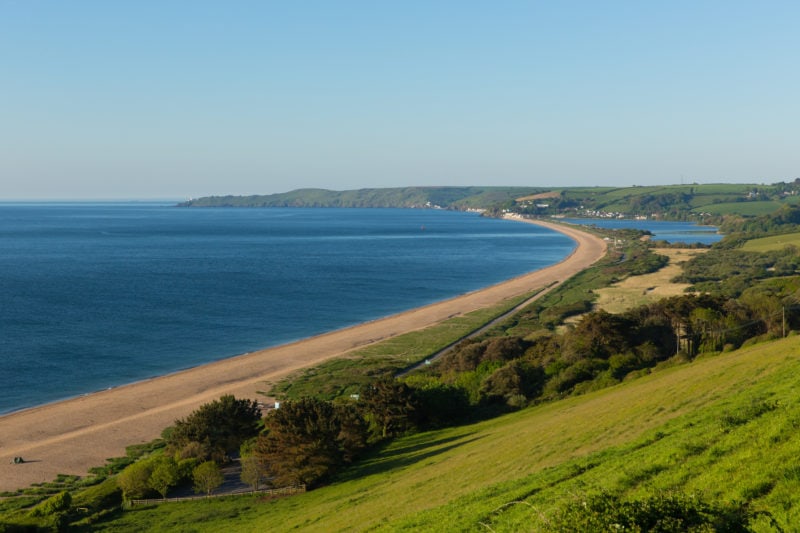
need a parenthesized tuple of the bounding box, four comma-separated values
(337, 432, 483, 482)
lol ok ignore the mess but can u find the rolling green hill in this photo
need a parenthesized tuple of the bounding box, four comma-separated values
(178, 186, 545, 209)
(547, 183, 798, 218)
(741, 231, 800, 252)
(92, 335, 800, 531)
(180, 182, 800, 219)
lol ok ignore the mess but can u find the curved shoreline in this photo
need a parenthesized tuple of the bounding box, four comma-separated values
(0, 218, 606, 491)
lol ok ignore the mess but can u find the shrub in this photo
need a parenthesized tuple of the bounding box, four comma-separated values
(29, 490, 71, 517)
(538, 491, 756, 532)
(116, 460, 154, 500)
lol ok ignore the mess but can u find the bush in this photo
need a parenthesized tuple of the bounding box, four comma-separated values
(168, 395, 262, 462)
(29, 490, 71, 517)
(116, 460, 154, 500)
(70, 477, 123, 525)
(539, 491, 756, 532)
(193, 461, 224, 496)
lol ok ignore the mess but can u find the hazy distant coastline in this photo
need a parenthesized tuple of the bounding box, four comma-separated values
(178, 186, 542, 210)
(179, 182, 800, 221)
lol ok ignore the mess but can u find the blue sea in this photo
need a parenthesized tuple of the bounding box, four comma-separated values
(561, 218, 722, 245)
(0, 204, 576, 414)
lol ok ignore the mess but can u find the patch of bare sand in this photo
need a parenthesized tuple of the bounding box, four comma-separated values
(0, 218, 605, 491)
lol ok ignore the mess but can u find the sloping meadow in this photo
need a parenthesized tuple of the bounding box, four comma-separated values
(99, 334, 800, 532)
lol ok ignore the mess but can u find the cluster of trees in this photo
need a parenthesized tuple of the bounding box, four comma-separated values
(116, 454, 226, 499)
(425, 289, 795, 409)
(114, 395, 261, 500)
(117, 454, 193, 499)
(251, 398, 367, 488)
(249, 379, 428, 488)
(626, 192, 694, 217)
(112, 381, 467, 497)
(721, 204, 800, 237)
(166, 394, 262, 462)
(231, 378, 468, 489)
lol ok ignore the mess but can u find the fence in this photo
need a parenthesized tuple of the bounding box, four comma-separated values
(129, 484, 306, 507)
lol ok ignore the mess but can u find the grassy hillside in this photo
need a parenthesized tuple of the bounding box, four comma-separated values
(741, 231, 800, 252)
(181, 182, 800, 220)
(700, 201, 784, 216)
(92, 335, 800, 531)
(548, 183, 799, 219)
(178, 187, 545, 209)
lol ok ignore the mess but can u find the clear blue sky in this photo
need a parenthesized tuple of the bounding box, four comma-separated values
(2, 1, 798, 199)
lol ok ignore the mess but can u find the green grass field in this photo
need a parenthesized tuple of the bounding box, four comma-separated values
(696, 200, 783, 216)
(741, 231, 800, 252)
(89, 335, 800, 532)
(557, 183, 773, 216)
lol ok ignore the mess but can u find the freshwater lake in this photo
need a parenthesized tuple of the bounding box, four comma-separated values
(561, 218, 722, 245)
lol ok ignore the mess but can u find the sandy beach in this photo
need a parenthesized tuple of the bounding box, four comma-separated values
(0, 218, 605, 492)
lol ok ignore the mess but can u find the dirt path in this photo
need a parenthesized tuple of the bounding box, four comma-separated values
(0, 218, 606, 491)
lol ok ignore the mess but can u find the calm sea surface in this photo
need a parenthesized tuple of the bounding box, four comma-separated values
(562, 218, 722, 245)
(0, 204, 576, 414)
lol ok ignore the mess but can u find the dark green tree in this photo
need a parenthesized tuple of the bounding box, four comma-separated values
(480, 360, 545, 406)
(410, 380, 471, 428)
(334, 402, 369, 463)
(256, 398, 346, 487)
(360, 377, 416, 439)
(168, 395, 262, 461)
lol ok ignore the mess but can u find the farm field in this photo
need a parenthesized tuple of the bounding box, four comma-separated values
(697, 200, 783, 216)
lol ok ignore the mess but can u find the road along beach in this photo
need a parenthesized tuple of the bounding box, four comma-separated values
(0, 218, 605, 491)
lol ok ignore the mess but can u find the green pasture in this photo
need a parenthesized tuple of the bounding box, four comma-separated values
(89, 335, 800, 532)
(696, 200, 783, 216)
(595, 184, 755, 201)
(689, 193, 751, 208)
(563, 183, 764, 214)
(741, 231, 800, 252)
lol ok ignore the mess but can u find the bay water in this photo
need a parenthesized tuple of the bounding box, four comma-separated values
(0, 204, 575, 414)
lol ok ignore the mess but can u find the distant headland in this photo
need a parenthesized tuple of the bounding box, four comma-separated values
(178, 182, 800, 220)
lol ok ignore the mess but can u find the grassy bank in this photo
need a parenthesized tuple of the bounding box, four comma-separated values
(741, 231, 800, 252)
(86, 335, 800, 531)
